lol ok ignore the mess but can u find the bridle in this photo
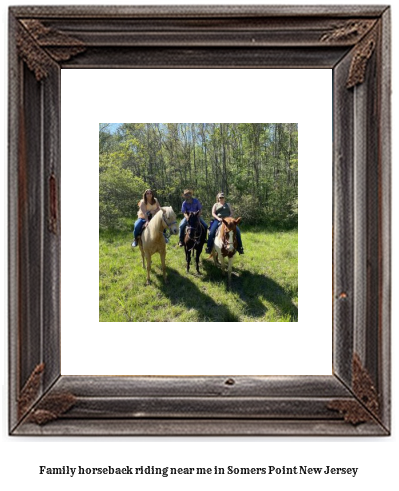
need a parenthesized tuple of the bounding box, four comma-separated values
(185, 215, 204, 253)
(221, 223, 237, 256)
(162, 213, 177, 228)
(162, 212, 177, 238)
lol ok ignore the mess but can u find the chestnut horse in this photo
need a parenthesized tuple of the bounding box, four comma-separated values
(139, 207, 178, 284)
(183, 211, 207, 274)
(212, 216, 241, 285)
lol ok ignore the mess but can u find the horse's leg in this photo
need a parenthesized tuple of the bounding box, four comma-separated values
(212, 249, 218, 266)
(160, 250, 167, 283)
(139, 244, 145, 269)
(145, 253, 152, 285)
(219, 253, 226, 275)
(227, 258, 233, 287)
(195, 247, 201, 274)
(184, 245, 190, 273)
(212, 247, 220, 266)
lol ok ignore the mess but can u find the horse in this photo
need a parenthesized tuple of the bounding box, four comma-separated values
(183, 211, 207, 274)
(138, 206, 178, 284)
(212, 216, 241, 285)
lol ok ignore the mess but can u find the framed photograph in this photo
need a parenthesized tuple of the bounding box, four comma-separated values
(95, 121, 300, 323)
(9, 5, 391, 435)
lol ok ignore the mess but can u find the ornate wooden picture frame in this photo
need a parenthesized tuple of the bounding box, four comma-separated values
(9, 5, 391, 435)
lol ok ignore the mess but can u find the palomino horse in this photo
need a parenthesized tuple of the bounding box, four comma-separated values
(183, 211, 207, 274)
(212, 217, 241, 285)
(139, 207, 178, 284)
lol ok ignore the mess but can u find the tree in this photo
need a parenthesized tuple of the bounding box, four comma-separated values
(99, 153, 148, 229)
(99, 122, 298, 229)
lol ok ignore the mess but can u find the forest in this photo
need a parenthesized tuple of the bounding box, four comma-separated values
(99, 123, 298, 229)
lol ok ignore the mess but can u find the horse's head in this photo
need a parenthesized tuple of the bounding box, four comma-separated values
(161, 207, 178, 235)
(187, 210, 200, 229)
(222, 216, 241, 232)
(221, 217, 241, 252)
(186, 211, 200, 240)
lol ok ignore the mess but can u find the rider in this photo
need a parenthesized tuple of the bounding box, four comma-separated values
(205, 192, 244, 254)
(178, 189, 208, 247)
(132, 189, 162, 247)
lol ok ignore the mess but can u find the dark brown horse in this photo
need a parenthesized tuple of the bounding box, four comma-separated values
(183, 211, 207, 274)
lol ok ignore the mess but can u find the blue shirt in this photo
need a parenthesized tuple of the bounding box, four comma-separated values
(181, 198, 202, 214)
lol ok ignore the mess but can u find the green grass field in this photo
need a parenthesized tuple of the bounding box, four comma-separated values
(99, 225, 298, 322)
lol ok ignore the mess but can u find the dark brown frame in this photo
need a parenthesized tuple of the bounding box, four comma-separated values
(9, 5, 391, 436)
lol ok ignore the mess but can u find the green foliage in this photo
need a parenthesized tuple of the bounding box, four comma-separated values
(99, 154, 148, 229)
(99, 123, 298, 229)
(99, 123, 119, 154)
(227, 188, 263, 224)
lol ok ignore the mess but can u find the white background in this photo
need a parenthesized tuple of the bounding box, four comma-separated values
(61, 68, 332, 376)
(1, 1, 397, 491)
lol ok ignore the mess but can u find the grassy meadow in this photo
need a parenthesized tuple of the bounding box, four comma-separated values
(99, 224, 298, 322)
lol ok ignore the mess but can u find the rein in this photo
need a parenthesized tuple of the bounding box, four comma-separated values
(185, 221, 204, 253)
(161, 214, 177, 240)
(162, 214, 177, 229)
(221, 223, 237, 257)
(142, 210, 176, 240)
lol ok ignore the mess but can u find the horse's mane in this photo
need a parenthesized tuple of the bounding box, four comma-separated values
(146, 209, 163, 233)
(162, 206, 175, 221)
(147, 207, 175, 233)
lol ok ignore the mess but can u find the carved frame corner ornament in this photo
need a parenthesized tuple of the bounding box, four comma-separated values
(9, 6, 391, 436)
(320, 19, 379, 89)
(346, 27, 379, 88)
(320, 19, 376, 43)
(327, 354, 380, 425)
(17, 363, 76, 425)
(17, 19, 85, 81)
(27, 392, 77, 425)
(17, 363, 45, 419)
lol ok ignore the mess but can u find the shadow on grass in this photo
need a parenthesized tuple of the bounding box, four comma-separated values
(201, 260, 298, 322)
(155, 267, 239, 322)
